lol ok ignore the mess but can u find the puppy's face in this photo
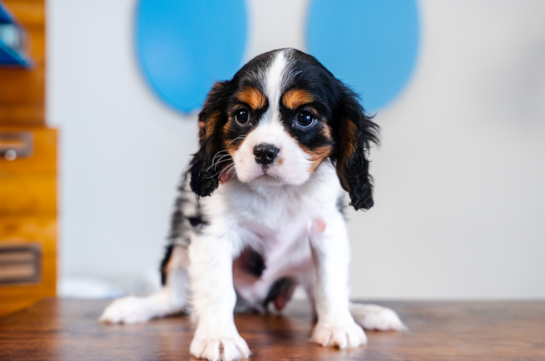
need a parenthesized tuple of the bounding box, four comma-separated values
(191, 49, 379, 210)
(226, 52, 334, 186)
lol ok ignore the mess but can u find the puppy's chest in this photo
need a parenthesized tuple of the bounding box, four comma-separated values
(232, 208, 314, 305)
(231, 190, 315, 245)
(239, 207, 310, 252)
(226, 187, 318, 268)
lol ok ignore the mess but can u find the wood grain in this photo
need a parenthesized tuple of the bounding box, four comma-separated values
(0, 127, 57, 173)
(0, 216, 57, 315)
(0, 298, 544, 360)
(0, 174, 56, 214)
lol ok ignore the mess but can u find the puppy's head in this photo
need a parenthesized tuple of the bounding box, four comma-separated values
(190, 49, 379, 210)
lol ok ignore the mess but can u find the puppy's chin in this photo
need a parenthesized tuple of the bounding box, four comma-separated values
(236, 163, 310, 186)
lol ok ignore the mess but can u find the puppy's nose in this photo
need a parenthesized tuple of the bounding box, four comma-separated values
(253, 143, 279, 165)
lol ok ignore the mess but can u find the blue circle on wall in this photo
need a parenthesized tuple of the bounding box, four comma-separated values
(135, 0, 247, 113)
(307, 0, 420, 112)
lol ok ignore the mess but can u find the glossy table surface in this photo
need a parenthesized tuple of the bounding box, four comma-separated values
(0, 298, 544, 360)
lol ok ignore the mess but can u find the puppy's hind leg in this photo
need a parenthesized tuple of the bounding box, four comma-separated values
(350, 302, 407, 331)
(100, 245, 189, 324)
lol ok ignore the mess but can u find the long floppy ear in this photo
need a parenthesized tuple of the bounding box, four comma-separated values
(332, 84, 380, 211)
(189, 81, 231, 197)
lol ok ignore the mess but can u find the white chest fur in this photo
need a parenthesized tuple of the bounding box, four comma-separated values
(199, 161, 344, 306)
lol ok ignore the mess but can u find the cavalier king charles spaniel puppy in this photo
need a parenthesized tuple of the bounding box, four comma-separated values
(101, 48, 405, 361)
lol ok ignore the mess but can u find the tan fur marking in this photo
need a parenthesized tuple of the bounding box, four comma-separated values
(219, 124, 244, 181)
(236, 87, 266, 109)
(337, 120, 358, 190)
(303, 144, 332, 173)
(285, 120, 333, 173)
(223, 123, 251, 152)
(222, 119, 234, 138)
(322, 122, 332, 140)
(223, 134, 245, 152)
(310, 122, 334, 172)
(282, 89, 315, 109)
(205, 111, 221, 138)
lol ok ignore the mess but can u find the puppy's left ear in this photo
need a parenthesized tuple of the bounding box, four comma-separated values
(189, 81, 231, 197)
(332, 84, 380, 211)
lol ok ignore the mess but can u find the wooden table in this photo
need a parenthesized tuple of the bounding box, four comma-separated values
(1, 298, 544, 360)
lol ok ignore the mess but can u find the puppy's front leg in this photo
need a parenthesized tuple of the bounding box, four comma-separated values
(309, 212, 367, 349)
(188, 230, 250, 361)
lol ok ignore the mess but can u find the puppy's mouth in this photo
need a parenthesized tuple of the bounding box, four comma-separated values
(255, 173, 279, 182)
(255, 167, 281, 182)
(233, 156, 288, 184)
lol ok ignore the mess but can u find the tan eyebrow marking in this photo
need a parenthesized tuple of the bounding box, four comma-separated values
(236, 86, 266, 110)
(282, 89, 315, 109)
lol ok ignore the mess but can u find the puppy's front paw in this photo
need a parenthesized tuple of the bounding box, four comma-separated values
(350, 303, 407, 331)
(311, 320, 367, 349)
(99, 296, 156, 324)
(190, 332, 250, 361)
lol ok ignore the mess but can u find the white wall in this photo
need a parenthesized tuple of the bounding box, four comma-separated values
(48, 0, 545, 299)
(348, 1, 545, 299)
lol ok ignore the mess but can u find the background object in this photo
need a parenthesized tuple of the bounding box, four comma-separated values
(307, 0, 419, 112)
(0, 1, 32, 67)
(135, 0, 247, 113)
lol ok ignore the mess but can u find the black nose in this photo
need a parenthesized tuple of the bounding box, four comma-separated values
(253, 143, 279, 165)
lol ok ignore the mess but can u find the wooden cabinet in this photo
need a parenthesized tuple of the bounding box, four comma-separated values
(0, 0, 56, 316)
(0, 128, 57, 315)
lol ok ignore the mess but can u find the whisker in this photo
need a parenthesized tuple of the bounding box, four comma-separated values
(225, 165, 237, 179)
(206, 156, 232, 172)
(205, 134, 246, 177)
(227, 166, 237, 177)
(225, 135, 246, 148)
(207, 161, 234, 179)
(211, 150, 230, 162)
(220, 164, 235, 178)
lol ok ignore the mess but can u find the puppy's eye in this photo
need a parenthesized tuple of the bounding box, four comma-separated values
(235, 109, 249, 125)
(296, 111, 316, 128)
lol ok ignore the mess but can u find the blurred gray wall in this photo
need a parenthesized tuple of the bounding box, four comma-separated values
(48, 0, 545, 299)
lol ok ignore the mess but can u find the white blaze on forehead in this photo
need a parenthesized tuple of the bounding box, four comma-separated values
(263, 51, 288, 125)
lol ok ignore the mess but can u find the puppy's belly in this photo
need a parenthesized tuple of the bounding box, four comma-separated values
(233, 243, 314, 312)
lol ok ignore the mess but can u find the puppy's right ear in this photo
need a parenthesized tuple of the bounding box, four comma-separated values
(190, 81, 231, 197)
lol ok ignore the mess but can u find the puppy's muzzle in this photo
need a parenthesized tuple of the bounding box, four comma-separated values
(253, 143, 279, 166)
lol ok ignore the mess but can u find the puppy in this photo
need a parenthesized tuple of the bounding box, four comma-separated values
(101, 48, 405, 361)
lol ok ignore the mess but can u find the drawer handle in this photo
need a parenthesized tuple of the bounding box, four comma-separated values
(0, 244, 41, 285)
(0, 132, 34, 161)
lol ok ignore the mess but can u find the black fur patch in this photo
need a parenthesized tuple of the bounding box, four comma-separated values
(188, 216, 203, 227)
(241, 248, 266, 278)
(262, 277, 297, 309)
(336, 194, 347, 219)
(331, 85, 379, 211)
(168, 171, 208, 244)
(160, 244, 175, 286)
(167, 196, 185, 241)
